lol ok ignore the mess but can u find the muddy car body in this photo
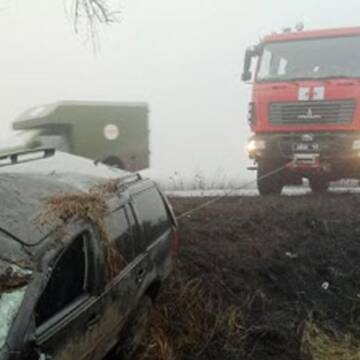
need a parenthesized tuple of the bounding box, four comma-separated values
(0, 150, 177, 360)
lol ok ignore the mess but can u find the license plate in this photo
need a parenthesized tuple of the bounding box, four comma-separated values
(293, 153, 319, 166)
(293, 143, 320, 152)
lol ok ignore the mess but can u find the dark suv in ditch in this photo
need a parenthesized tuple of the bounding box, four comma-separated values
(0, 149, 178, 360)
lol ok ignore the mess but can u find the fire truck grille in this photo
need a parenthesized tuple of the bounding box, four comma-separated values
(269, 100, 356, 125)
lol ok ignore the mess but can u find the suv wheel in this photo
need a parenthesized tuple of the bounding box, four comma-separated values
(109, 296, 152, 360)
(257, 161, 284, 196)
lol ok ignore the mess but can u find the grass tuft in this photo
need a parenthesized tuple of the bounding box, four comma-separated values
(36, 179, 126, 279)
(302, 322, 360, 360)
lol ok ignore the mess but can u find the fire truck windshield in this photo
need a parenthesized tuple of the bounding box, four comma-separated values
(256, 35, 360, 82)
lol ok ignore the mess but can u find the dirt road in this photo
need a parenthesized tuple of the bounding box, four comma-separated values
(137, 194, 360, 360)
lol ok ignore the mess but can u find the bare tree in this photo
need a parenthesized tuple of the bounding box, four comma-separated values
(71, 0, 120, 44)
(0, 0, 119, 48)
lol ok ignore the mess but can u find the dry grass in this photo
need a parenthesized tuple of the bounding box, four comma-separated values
(302, 322, 360, 360)
(138, 275, 360, 360)
(136, 269, 245, 360)
(134, 195, 360, 360)
(0, 273, 32, 292)
(36, 180, 125, 279)
(37, 192, 108, 227)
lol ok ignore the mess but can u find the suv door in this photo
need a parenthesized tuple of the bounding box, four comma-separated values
(130, 186, 174, 279)
(94, 206, 151, 354)
(32, 230, 104, 360)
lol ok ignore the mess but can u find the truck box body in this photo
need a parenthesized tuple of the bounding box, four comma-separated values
(10, 101, 150, 171)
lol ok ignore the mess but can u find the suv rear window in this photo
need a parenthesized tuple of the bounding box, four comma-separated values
(133, 187, 171, 247)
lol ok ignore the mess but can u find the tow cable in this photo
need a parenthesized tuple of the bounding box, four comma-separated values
(177, 162, 292, 220)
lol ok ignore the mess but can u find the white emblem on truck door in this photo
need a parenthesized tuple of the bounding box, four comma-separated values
(299, 88, 310, 101)
(313, 87, 325, 100)
(298, 87, 325, 101)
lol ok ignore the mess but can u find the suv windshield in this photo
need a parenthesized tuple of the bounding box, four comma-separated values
(257, 35, 360, 82)
(0, 260, 31, 350)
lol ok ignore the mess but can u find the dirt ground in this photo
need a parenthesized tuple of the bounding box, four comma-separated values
(137, 194, 360, 360)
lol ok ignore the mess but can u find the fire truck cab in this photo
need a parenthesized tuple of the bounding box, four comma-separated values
(243, 26, 360, 195)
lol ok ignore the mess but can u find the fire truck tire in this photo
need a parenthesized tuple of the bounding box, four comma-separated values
(103, 156, 126, 169)
(257, 162, 284, 196)
(308, 177, 329, 193)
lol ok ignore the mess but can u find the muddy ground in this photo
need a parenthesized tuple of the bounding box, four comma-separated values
(137, 194, 360, 360)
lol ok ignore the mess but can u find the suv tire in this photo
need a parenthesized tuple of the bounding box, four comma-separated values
(110, 296, 152, 360)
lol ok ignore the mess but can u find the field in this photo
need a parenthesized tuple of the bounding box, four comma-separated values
(137, 194, 360, 360)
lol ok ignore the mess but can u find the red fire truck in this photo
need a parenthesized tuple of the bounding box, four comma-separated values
(243, 25, 360, 195)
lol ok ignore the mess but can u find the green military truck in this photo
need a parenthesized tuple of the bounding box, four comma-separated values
(2, 101, 150, 171)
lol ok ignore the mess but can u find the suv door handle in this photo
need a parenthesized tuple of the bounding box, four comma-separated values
(136, 268, 146, 283)
(87, 313, 100, 330)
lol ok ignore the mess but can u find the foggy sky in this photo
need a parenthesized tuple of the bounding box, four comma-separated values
(1, 0, 359, 184)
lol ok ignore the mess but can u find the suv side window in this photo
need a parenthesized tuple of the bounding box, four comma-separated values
(35, 234, 90, 326)
(132, 187, 171, 247)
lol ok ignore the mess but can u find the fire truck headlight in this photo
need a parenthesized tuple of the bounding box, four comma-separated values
(352, 140, 360, 150)
(247, 139, 266, 153)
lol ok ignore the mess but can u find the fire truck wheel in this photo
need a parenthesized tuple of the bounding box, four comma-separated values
(308, 177, 329, 193)
(103, 156, 126, 169)
(257, 162, 284, 196)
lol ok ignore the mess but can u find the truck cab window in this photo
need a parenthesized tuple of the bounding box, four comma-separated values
(278, 57, 288, 76)
(257, 49, 272, 79)
(257, 36, 360, 82)
(35, 234, 89, 326)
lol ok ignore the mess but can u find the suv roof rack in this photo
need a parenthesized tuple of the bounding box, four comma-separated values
(0, 148, 56, 167)
(115, 172, 143, 189)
